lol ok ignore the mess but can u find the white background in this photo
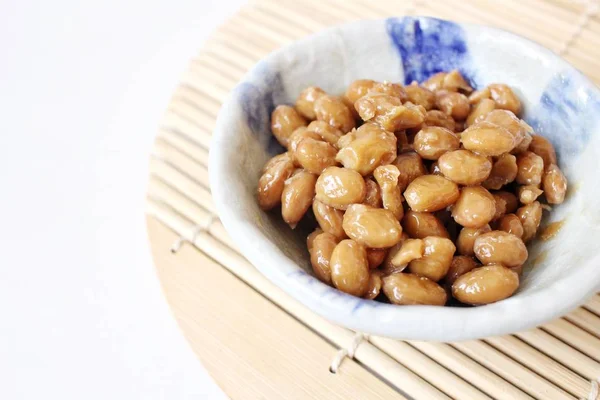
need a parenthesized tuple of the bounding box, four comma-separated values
(0, 0, 245, 398)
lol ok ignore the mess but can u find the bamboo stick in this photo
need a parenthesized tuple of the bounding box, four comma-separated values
(239, 6, 313, 38)
(253, 1, 329, 33)
(155, 131, 209, 167)
(368, 338, 492, 400)
(160, 111, 213, 149)
(300, 0, 364, 23)
(171, 86, 223, 116)
(585, 294, 600, 315)
(185, 61, 239, 90)
(409, 341, 533, 400)
(542, 319, 600, 362)
(148, 159, 216, 215)
(515, 328, 600, 380)
(564, 308, 600, 338)
(167, 100, 217, 131)
(227, 12, 296, 46)
(324, 0, 386, 20)
(147, 177, 237, 251)
(484, 335, 590, 398)
(212, 27, 274, 58)
(192, 54, 246, 80)
(177, 77, 231, 105)
(152, 140, 210, 186)
(203, 39, 261, 69)
(451, 341, 573, 399)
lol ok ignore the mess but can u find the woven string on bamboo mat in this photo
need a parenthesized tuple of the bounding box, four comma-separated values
(146, 0, 600, 399)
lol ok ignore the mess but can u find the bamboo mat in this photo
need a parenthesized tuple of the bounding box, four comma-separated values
(145, 0, 600, 398)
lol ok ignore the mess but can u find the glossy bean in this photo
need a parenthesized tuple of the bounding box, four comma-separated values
(404, 175, 460, 212)
(271, 105, 307, 148)
(445, 256, 479, 285)
(452, 186, 496, 228)
(307, 228, 323, 251)
(309, 232, 337, 284)
(336, 123, 397, 176)
(355, 94, 425, 131)
(494, 191, 519, 214)
(313, 200, 345, 239)
(482, 153, 517, 190)
(461, 121, 518, 156)
(295, 137, 338, 174)
(330, 239, 370, 296)
(315, 167, 366, 210)
(374, 165, 404, 220)
(466, 98, 495, 127)
(370, 81, 407, 102)
(367, 248, 387, 270)
(307, 120, 344, 148)
(363, 178, 383, 208)
(404, 83, 436, 110)
(413, 127, 460, 160)
(518, 185, 544, 205)
(345, 79, 376, 105)
(281, 170, 317, 228)
(529, 135, 557, 167)
(382, 273, 447, 305)
(497, 213, 524, 238)
(391, 238, 425, 266)
(474, 231, 528, 267)
(402, 210, 450, 239)
(517, 201, 542, 242)
(483, 109, 526, 146)
(295, 86, 326, 120)
(314, 95, 355, 133)
(423, 110, 456, 132)
(436, 91, 470, 120)
(392, 152, 427, 188)
(488, 84, 522, 115)
(543, 164, 567, 204)
(364, 271, 383, 300)
(288, 127, 321, 154)
(257, 153, 295, 210)
(456, 224, 492, 256)
(342, 204, 403, 248)
(453, 265, 519, 305)
(409, 236, 456, 282)
(516, 151, 544, 186)
(438, 149, 492, 186)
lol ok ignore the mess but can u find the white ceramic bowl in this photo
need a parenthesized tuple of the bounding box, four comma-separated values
(210, 17, 600, 341)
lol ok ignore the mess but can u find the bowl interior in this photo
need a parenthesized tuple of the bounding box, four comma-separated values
(210, 17, 600, 340)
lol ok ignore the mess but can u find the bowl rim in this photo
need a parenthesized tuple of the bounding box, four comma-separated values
(209, 16, 600, 341)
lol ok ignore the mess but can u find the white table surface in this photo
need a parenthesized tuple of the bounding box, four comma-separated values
(0, 0, 245, 398)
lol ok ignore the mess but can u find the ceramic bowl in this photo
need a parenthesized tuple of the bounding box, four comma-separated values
(209, 16, 600, 341)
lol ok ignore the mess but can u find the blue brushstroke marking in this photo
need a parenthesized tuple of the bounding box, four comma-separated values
(386, 17, 476, 86)
(237, 64, 287, 156)
(287, 270, 309, 278)
(352, 299, 371, 313)
(526, 72, 600, 164)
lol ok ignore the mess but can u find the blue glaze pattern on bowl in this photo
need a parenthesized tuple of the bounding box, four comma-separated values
(238, 65, 286, 156)
(386, 17, 476, 86)
(526, 73, 600, 165)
